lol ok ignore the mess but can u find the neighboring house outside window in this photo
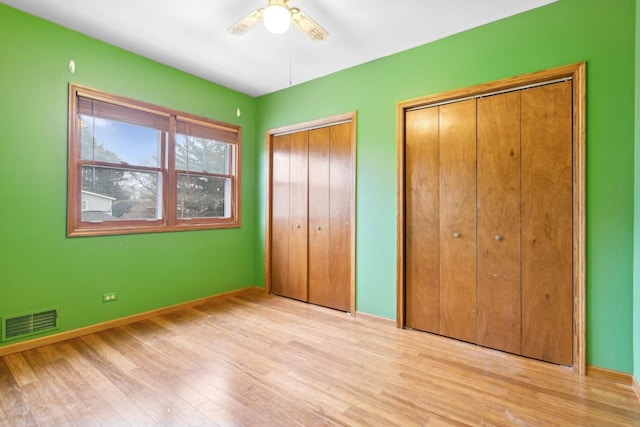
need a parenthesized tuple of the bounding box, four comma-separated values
(67, 84, 241, 237)
(81, 190, 116, 218)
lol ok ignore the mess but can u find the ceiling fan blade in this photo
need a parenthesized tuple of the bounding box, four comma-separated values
(290, 8, 328, 41)
(228, 8, 265, 35)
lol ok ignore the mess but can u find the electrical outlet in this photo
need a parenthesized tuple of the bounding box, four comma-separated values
(103, 292, 117, 302)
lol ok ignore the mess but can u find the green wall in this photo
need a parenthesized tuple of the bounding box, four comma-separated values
(257, 0, 637, 373)
(634, 0, 640, 382)
(0, 4, 258, 344)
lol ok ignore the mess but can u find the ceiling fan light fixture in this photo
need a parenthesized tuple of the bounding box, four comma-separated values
(228, 0, 327, 41)
(263, 4, 291, 34)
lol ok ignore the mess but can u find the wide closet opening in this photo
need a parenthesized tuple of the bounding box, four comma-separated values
(265, 113, 357, 315)
(396, 63, 586, 373)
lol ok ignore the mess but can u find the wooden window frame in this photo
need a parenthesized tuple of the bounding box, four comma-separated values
(67, 84, 241, 237)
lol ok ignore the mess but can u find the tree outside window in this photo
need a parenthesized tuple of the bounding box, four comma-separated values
(68, 84, 241, 237)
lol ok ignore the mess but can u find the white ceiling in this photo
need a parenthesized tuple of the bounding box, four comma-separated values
(2, 0, 557, 97)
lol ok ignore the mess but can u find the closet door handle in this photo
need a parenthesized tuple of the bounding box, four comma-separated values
(494, 235, 503, 242)
(317, 226, 322, 231)
(453, 232, 461, 239)
(296, 224, 301, 229)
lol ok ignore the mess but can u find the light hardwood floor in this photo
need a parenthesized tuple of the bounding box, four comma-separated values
(1, 288, 639, 426)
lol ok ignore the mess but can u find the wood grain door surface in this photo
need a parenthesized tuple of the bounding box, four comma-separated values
(270, 133, 292, 299)
(308, 127, 331, 307)
(404, 81, 574, 366)
(405, 107, 441, 333)
(271, 121, 353, 312)
(271, 132, 309, 302)
(521, 82, 573, 366)
(476, 91, 522, 355)
(438, 99, 477, 344)
(326, 123, 352, 312)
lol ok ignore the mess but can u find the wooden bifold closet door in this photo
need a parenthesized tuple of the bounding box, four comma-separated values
(271, 131, 309, 302)
(405, 99, 478, 344)
(476, 91, 522, 355)
(520, 83, 573, 364)
(438, 99, 477, 344)
(405, 81, 573, 366)
(270, 121, 353, 313)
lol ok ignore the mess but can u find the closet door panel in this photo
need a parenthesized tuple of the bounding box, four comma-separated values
(308, 127, 332, 308)
(271, 134, 291, 297)
(477, 92, 522, 354)
(521, 82, 573, 365)
(439, 99, 477, 343)
(327, 122, 352, 311)
(405, 107, 440, 332)
(287, 130, 310, 302)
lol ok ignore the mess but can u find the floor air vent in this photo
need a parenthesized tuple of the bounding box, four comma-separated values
(2, 308, 58, 342)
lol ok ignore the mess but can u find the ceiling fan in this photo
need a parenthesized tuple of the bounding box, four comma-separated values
(228, 0, 329, 42)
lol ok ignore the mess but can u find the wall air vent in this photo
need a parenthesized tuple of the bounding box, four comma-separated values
(1, 308, 58, 342)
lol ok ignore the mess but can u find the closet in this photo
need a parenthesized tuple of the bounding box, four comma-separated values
(269, 119, 354, 313)
(404, 80, 574, 366)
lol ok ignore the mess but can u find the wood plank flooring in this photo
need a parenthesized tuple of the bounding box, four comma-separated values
(1, 288, 639, 426)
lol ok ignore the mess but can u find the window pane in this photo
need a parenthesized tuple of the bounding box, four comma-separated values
(80, 114, 162, 167)
(81, 166, 161, 221)
(175, 134, 229, 174)
(69, 85, 241, 236)
(177, 174, 229, 218)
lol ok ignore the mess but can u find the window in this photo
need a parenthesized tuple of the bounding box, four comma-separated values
(68, 84, 241, 236)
